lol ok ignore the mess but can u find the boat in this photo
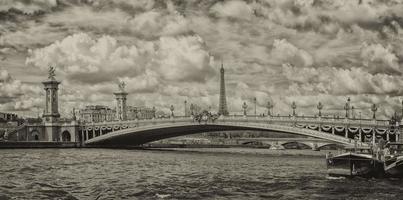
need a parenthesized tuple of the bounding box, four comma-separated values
(269, 143, 285, 150)
(326, 147, 384, 178)
(383, 142, 403, 178)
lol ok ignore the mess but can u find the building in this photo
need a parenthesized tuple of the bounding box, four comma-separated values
(0, 112, 18, 122)
(79, 105, 116, 123)
(127, 106, 156, 120)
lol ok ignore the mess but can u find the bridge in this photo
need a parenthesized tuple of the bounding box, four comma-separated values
(2, 66, 402, 149)
(80, 114, 399, 148)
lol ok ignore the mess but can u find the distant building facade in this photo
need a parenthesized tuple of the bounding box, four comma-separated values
(79, 105, 156, 122)
(79, 105, 116, 123)
(127, 106, 155, 120)
(0, 112, 18, 122)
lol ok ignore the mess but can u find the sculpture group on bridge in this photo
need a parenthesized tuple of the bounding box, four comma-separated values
(193, 110, 219, 124)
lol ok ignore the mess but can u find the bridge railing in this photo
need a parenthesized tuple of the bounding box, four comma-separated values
(81, 114, 393, 130)
(218, 116, 392, 128)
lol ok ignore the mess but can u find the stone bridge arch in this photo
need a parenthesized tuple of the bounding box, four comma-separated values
(30, 130, 40, 141)
(279, 141, 314, 149)
(85, 121, 362, 147)
(62, 130, 71, 142)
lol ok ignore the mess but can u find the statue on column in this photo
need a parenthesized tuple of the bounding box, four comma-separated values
(118, 81, 126, 92)
(48, 66, 56, 80)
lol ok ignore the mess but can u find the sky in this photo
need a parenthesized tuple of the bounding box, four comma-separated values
(0, 0, 403, 119)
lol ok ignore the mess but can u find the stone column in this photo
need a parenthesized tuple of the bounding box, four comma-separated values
(114, 81, 128, 121)
(372, 129, 376, 145)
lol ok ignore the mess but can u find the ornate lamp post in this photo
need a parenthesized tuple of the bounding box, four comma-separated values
(291, 101, 297, 116)
(317, 102, 323, 117)
(170, 105, 174, 117)
(351, 106, 355, 119)
(344, 102, 349, 118)
(242, 102, 248, 116)
(190, 103, 194, 116)
(253, 97, 257, 116)
(401, 100, 403, 121)
(371, 103, 377, 119)
(184, 100, 187, 117)
(266, 101, 273, 116)
(152, 106, 156, 118)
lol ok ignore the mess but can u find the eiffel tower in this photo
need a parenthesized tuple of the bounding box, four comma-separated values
(218, 63, 229, 116)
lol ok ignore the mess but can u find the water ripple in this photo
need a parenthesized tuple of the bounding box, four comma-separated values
(1, 148, 403, 199)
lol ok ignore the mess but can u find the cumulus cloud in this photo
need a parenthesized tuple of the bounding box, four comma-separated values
(271, 39, 313, 67)
(281, 64, 403, 96)
(0, 0, 57, 14)
(361, 43, 401, 74)
(210, 0, 254, 20)
(0, 69, 41, 113)
(26, 33, 215, 84)
(2, 0, 403, 119)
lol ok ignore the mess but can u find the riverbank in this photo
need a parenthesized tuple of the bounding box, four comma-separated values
(0, 141, 80, 148)
(145, 147, 337, 157)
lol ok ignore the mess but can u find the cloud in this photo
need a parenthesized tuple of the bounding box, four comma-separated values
(0, 69, 42, 113)
(26, 33, 215, 84)
(281, 64, 403, 96)
(210, 0, 254, 20)
(361, 43, 401, 74)
(2, 0, 403, 119)
(270, 39, 313, 67)
(0, 0, 57, 14)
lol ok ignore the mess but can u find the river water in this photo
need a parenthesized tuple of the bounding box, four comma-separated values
(0, 148, 402, 200)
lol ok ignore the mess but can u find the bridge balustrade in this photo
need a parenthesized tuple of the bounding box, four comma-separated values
(80, 114, 399, 145)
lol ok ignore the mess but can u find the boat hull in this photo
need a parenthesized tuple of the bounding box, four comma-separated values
(327, 153, 384, 178)
(384, 157, 403, 178)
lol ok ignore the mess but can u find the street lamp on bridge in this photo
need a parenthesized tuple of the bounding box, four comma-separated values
(344, 97, 351, 118)
(184, 100, 188, 117)
(266, 101, 274, 116)
(351, 106, 355, 119)
(253, 97, 257, 116)
(317, 102, 323, 117)
(170, 105, 174, 117)
(371, 104, 378, 119)
(242, 102, 248, 116)
(291, 101, 297, 116)
(190, 103, 194, 116)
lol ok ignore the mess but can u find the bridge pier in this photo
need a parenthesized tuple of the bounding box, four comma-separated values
(332, 127, 335, 134)
(359, 129, 362, 142)
(372, 129, 376, 144)
(345, 127, 348, 138)
(85, 129, 89, 141)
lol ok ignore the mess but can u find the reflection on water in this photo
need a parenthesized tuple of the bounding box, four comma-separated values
(0, 148, 402, 199)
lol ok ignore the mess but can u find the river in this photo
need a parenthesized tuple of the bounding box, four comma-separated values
(0, 148, 402, 199)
